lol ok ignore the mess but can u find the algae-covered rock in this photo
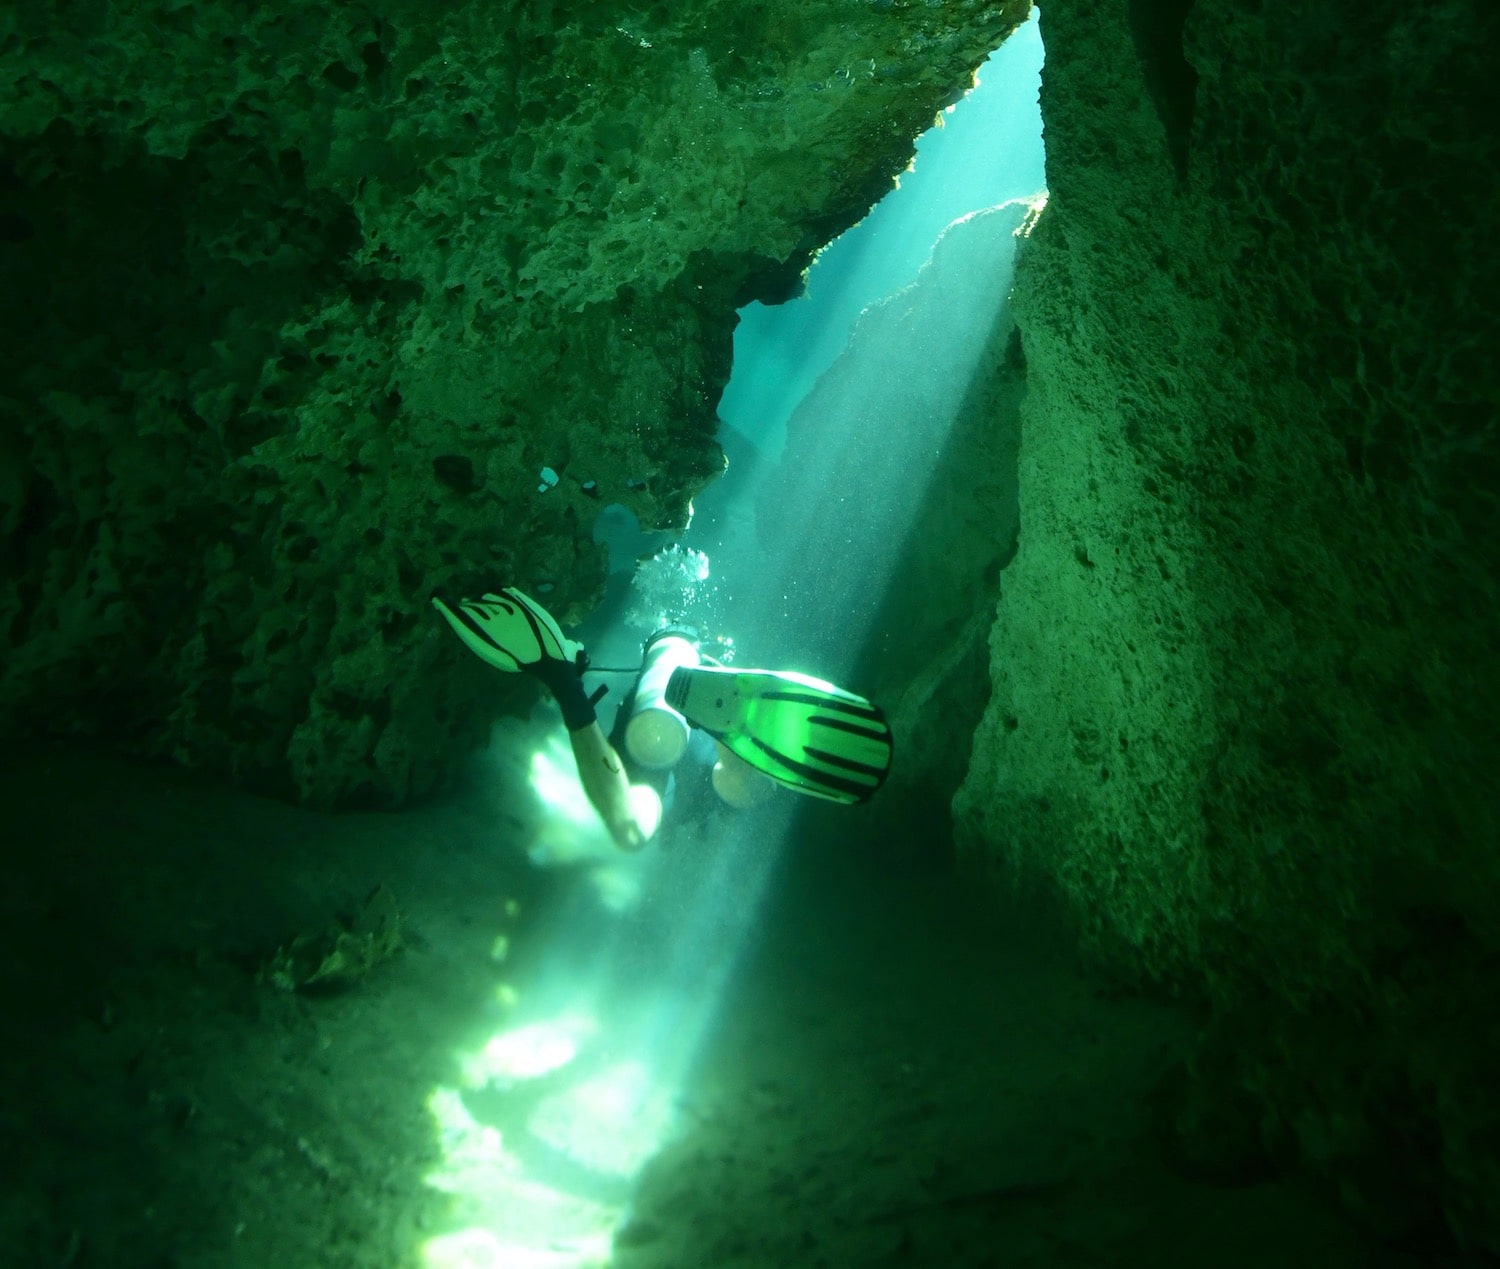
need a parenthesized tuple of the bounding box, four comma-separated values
(0, 0, 1027, 805)
(260, 885, 404, 993)
(954, 0, 1500, 1251)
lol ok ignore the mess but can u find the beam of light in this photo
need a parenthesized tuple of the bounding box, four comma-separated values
(418, 15, 1045, 1266)
(419, 789, 796, 1268)
(709, 194, 1046, 681)
(718, 13, 1047, 462)
(422, 1084, 619, 1269)
(696, 12, 1047, 679)
(475, 707, 657, 912)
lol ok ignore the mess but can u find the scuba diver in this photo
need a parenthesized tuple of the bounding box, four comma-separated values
(431, 587, 894, 851)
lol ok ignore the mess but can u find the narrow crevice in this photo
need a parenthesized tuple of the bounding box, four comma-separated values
(1128, 0, 1199, 181)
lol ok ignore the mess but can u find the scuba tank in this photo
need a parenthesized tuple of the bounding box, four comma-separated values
(622, 627, 701, 770)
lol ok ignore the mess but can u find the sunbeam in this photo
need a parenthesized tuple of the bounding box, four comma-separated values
(418, 15, 1046, 1264)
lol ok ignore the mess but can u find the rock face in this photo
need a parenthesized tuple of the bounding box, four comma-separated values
(957, 0, 1499, 1252)
(5, 0, 1498, 1251)
(0, 0, 1025, 804)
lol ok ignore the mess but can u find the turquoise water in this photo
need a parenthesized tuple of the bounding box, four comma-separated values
(588, 13, 1047, 671)
(718, 11, 1047, 460)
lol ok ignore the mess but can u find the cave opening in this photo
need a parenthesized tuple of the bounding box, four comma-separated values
(718, 8, 1048, 463)
(588, 6, 1047, 680)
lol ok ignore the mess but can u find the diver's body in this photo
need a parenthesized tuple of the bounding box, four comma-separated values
(432, 588, 892, 848)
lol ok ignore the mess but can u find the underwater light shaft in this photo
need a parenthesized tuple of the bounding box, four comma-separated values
(718, 12, 1046, 461)
(423, 19, 1048, 1265)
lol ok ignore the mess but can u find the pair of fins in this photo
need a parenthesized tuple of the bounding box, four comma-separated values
(433, 588, 892, 805)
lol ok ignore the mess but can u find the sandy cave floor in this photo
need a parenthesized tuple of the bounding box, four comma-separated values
(0, 738, 1415, 1269)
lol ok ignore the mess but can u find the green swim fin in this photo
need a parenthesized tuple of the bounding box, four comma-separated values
(665, 665, 892, 805)
(431, 588, 582, 673)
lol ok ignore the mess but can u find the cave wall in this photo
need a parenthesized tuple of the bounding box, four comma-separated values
(0, 0, 1026, 804)
(958, 0, 1500, 1250)
(8, 0, 1497, 1243)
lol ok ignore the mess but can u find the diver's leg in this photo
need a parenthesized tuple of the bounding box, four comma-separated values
(433, 588, 657, 849)
(569, 722, 653, 851)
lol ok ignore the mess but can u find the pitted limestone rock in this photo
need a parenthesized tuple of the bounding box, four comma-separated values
(0, 0, 1027, 805)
